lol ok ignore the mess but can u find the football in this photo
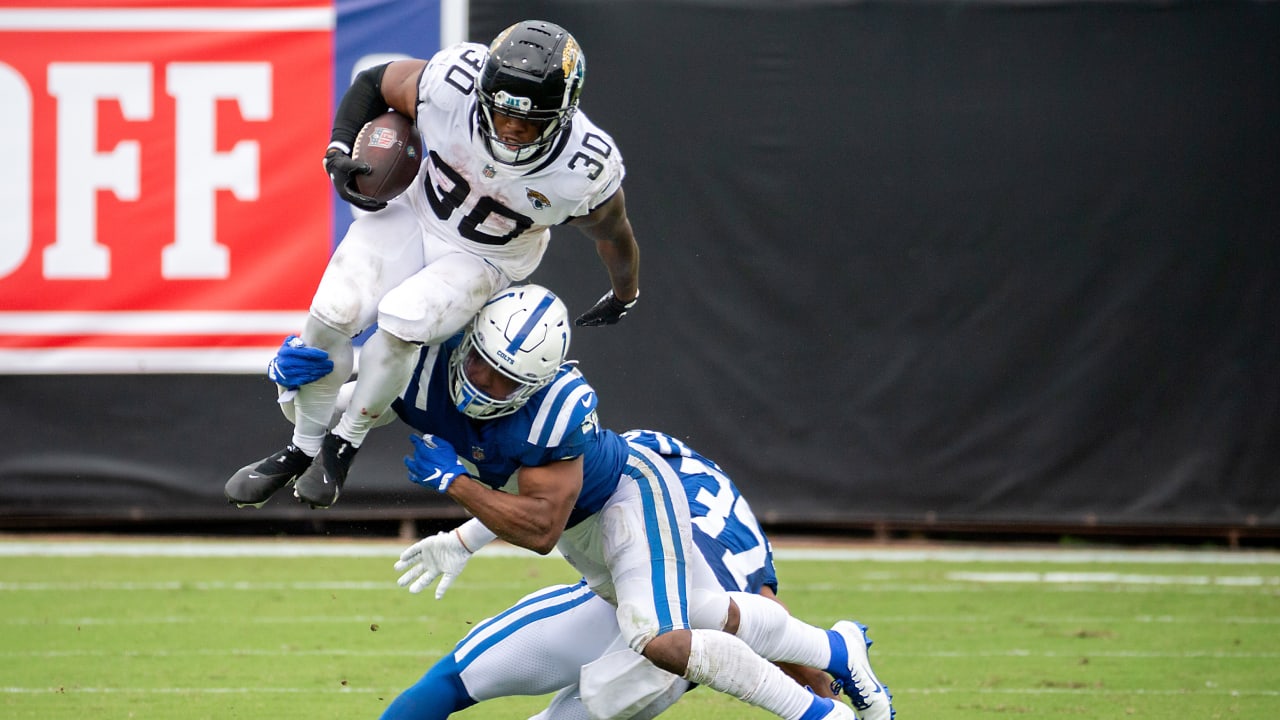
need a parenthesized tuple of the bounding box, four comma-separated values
(352, 110, 423, 203)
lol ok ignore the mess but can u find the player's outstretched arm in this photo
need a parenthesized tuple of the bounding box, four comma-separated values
(394, 519, 497, 599)
(570, 189, 640, 326)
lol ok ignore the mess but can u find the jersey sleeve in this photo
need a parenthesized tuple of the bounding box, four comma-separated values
(418, 42, 488, 116)
(514, 367, 601, 466)
(562, 114, 626, 218)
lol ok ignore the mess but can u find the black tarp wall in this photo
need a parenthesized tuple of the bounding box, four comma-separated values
(3, 0, 1278, 536)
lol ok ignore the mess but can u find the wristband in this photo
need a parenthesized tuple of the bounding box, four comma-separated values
(455, 518, 498, 553)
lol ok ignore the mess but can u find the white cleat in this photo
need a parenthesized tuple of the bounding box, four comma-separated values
(831, 620, 895, 720)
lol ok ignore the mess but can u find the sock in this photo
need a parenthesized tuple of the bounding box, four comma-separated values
(683, 629, 828, 720)
(731, 591, 834, 668)
(824, 628, 850, 679)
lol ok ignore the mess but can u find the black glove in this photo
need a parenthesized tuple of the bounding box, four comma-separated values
(575, 289, 637, 326)
(323, 148, 386, 212)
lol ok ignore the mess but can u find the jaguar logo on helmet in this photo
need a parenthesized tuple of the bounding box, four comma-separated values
(562, 37, 584, 83)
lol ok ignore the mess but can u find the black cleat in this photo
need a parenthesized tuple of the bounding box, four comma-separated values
(225, 444, 313, 508)
(293, 432, 358, 508)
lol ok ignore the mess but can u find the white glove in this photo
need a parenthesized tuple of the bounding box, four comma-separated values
(394, 529, 474, 599)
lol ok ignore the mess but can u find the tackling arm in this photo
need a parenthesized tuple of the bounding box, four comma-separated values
(444, 457, 584, 555)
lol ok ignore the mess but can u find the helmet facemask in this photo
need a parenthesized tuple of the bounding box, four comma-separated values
(449, 286, 570, 419)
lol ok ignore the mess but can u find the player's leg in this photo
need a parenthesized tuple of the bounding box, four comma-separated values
(381, 582, 617, 719)
(684, 541, 894, 717)
(333, 249, 507, 444)
(724, 591, 894, 720)
(531, 630, 691, 720)
(598, 446, 853, 720)
(295, 247, 505, 508)
(224, 202, 421, 506)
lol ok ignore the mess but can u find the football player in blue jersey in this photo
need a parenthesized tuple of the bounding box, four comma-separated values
(265, 284, 894, 720)
(382, 429, 841, 720)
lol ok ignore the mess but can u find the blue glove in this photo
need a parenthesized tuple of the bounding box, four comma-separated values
(406, 434, 468, 493)
(267, 335, 334, 389)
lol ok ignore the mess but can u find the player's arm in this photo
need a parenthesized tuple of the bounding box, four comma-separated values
(378, 60, 429, 120)
(443, 457, 584, 555)
(323, 59, 426, 211)
(330, 60, 426, 145)
(569, 189, 641, 325)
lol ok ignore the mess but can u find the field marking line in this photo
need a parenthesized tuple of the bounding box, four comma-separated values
(2, 538, 1279, 564)
(2, 685, 1277, 697)
(5, 647, 1278, 659)
(7, 612, 1276, 626)
(946, 571, 1280, 586)
(4, 578, 1275, 594)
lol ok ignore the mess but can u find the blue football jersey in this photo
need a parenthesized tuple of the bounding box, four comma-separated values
(392, 336, 629, 524)
(622, 430, 778, 594)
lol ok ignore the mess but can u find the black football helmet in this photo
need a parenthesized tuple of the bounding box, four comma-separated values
(477, 20, 585, 166)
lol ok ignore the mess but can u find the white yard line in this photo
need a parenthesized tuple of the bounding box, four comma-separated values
(1, 685, 1276, 697)
(2, 537, 1278, 564)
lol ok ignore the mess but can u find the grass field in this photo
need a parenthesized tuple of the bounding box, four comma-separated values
(2, 536, 1277, 719)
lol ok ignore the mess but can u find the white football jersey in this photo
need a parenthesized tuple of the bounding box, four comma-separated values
(405, 42, 626, 280)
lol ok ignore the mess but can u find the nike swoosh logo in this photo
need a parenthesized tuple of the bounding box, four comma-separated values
(321, 474, 330, 485)
(247, 473, 262, 479)
(580, 394, 593, 408)
(425, 469, 443, 484)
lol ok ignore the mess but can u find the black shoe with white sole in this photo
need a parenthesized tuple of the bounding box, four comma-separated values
(293, 432, 358, 509)
(224, 444, 312, 508)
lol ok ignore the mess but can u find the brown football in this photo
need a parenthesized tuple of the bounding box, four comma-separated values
(352, 110, 423, 203)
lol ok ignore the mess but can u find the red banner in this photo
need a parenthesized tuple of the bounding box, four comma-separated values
(0, 0, 334, 372)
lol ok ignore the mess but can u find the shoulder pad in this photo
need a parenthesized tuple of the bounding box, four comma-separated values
(422, 43, 488, 110)
(524, 366, 598, 449)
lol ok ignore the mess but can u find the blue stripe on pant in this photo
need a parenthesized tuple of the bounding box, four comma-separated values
(625, 444, 690, 635)
(453, 580, 597, 669)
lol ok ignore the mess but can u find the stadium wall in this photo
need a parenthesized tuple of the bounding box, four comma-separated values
(3, 0, 1278, 541)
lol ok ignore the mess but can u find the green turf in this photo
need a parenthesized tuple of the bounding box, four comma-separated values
(2, 539, 1277, 719)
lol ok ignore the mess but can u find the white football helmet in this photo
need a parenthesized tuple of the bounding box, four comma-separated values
(450, 284, 571, 419)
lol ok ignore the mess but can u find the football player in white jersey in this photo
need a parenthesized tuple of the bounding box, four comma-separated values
(381, 429, 841, 720)
(224, 20, 640, 511)
(264, 284, 896, 720)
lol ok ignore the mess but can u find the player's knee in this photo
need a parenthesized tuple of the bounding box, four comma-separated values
(306, 289, 370, 339)
(364, 325, 421, 358)
(303, 315, 353, 352)
(376, 277, 493, 345)
(617, 601, 664, 655)
(688, 587, 731, 632)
